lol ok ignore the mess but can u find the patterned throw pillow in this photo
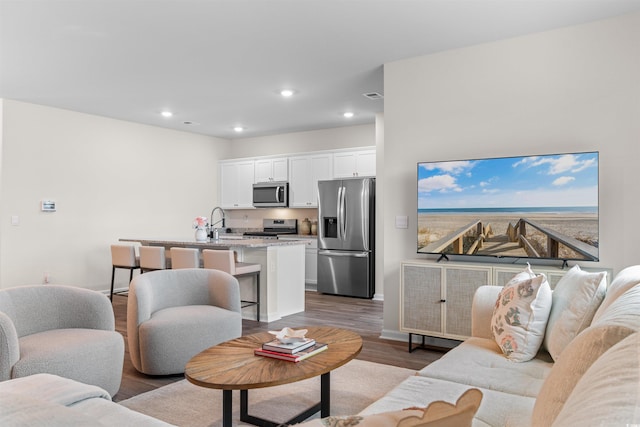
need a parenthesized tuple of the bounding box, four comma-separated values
(491, 265, 552, 362)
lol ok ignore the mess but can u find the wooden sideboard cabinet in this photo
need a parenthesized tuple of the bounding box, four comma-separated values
(400, 261, 491, 342)
(400, 259, 612, 348)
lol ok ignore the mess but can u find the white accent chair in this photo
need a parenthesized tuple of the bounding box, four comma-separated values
(140, 246, 168, 273)
(170, 247, 200, 269)
(202, 249, 261, 321)
(127, 268, 242, 375)
(0, 285, 124, 397)
(110, 244, 140, 301)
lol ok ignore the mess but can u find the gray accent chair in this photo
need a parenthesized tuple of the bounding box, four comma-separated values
(127, 268, 242, 375)
(0, 285, 124, 397)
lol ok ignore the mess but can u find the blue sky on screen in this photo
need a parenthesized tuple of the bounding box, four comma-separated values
(418, 152, 599, 209)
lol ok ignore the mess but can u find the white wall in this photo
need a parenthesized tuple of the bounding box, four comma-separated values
(381, 13, 640, 338)
(0, 100, 229, 291)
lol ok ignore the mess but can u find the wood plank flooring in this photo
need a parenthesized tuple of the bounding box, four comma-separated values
(112, 291, 446, 402)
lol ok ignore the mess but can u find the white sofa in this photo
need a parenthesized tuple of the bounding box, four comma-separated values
(0, 373, 175, 426)
(354, 265, 640, 426)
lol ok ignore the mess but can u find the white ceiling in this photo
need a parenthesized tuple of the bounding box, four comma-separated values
(2, 0, 640, 140)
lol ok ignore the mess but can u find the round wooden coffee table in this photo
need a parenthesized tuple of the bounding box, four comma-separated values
(185, 326, 362, 427)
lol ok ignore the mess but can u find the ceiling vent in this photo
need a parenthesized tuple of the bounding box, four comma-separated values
(363, 92, 384, 100)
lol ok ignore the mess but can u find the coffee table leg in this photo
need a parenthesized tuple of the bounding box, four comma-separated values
(321, 371, 330, 417)
(239, 373, 330, 426)
(223, 390, 232, 427)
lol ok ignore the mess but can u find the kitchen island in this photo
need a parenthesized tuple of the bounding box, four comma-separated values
(120, 237, 308, 322)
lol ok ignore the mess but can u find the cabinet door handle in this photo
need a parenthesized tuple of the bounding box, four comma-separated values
(440, 299, 446, 303)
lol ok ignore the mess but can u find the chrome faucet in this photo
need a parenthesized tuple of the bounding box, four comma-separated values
(210, 207, 226, 239)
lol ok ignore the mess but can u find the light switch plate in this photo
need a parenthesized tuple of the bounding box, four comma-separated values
(11, 215, 19, 226)
(395, 215, 408, 229)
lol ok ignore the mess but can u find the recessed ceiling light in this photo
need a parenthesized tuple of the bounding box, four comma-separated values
(280, 89, 295, 97)
(160, 111, 173, 118)
(343, 112, 355, 118)
(234, 126, 244, 132)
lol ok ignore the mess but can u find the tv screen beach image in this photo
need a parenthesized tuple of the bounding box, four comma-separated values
(417, 152, 599, 261)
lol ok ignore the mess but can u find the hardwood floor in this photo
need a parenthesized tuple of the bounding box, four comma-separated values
(112, 291, 446, 402)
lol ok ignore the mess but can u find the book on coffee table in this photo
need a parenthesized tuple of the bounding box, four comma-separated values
(262, 338, 316, 354)
(255, 343, 328, 362)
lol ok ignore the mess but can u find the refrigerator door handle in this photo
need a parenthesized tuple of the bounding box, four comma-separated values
(318, 250, 369, 258)
(337, 186, 343, 240)
(341, 186, 347, 240)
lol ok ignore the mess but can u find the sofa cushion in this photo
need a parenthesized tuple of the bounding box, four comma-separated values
(552, 332, 640, 427)
(418, 337, 552, 397)
(359, 375, 535, 427)
(591, 283, 640, 330)
(491, 266, 552, 362)
(71, 397, 176, 426)
(293, 409, 428, 427)
(532, 324, 635, 426)
(298, 388, 482, 427)
(543, 265, 607, 361)
(0, 392, 99, 426)
(592, 265, 640, 323)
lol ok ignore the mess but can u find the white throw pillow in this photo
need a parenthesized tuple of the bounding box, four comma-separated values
(491, 265, 552, 362)
(543, 265, 607, 361)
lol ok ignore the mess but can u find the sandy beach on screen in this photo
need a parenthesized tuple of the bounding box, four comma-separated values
(418, 212, 598, 259)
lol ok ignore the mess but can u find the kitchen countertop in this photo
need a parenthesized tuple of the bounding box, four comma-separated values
(120, 237, 311, 248)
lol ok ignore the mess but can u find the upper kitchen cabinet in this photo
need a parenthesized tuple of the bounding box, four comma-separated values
(332, 149, 376, 178)
(254, 157, 288, 183)
(220, 160, 255, 209)
(289, 153, 333, 208)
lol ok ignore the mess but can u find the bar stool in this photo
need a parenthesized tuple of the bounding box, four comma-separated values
(202, 249, 261, 321)
(140, 246, 167, 273)
(170, 247, 200, 269)
(110, 244, 140, 301)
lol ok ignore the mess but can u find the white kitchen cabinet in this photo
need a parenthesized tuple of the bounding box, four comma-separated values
(219, 160, 255, 209)
(254, 157, 288, 183)
(332, 149, 376, 178)
(289, 154, 333, 208)
(305, 238, 318, 287)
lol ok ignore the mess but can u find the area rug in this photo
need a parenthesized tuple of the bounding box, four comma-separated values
(120, 359, 414, 426)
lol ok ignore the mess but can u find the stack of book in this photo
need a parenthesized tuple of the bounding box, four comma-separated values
(254, 338, 328, 362)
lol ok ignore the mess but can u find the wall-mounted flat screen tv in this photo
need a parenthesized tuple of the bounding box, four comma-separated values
(417, 152, 599, 262)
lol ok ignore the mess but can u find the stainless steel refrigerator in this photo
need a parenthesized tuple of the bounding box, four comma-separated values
(317, 178, 375, 298)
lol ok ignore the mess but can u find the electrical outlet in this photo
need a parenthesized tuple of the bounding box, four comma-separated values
(43, 272, 50, 284)
(244, 215, 249, 223)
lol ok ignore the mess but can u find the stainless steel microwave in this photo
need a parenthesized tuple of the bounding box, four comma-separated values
(252, 182, 289, 208)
